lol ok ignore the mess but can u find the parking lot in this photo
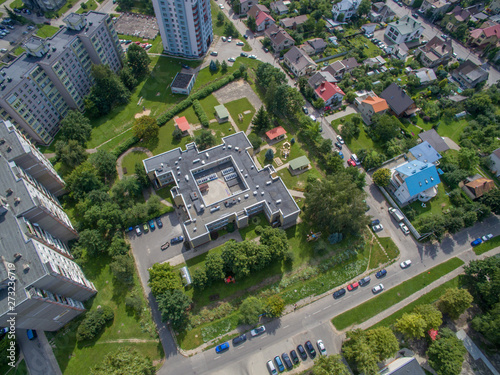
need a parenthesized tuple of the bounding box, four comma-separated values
(114, 12, 159, 40)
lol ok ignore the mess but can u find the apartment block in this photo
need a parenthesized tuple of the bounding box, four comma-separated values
(0, 12, 123, 145)
(22, 0, 66, 13)
(0, 122, 97, 331)
(152, 0, 213, 58)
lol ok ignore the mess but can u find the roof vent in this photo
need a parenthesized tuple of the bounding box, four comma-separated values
(13, 253, 22, 259)
(276, 199, 282, 204)
(23, 264, 30, 271)
(244, 194, 249, 199)
(5, 188, 13, 195)
(253, 191, 257, 195)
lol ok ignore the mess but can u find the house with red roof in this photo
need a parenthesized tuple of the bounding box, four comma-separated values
(315, 81, 345, 106)
(248, 4, 275, 31)
(175, 116, 191, 136)
(469, 24, 500, 48)
(265, 126, 287, 141)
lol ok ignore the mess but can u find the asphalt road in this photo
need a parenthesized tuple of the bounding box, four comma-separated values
(17, 329, 62, 375)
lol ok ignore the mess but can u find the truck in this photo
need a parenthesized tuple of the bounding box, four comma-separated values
(388, 207, 404, 222)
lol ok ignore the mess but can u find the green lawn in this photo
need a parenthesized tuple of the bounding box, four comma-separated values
(13, 46, 25, 56)
(193, 120, 235, 145)
(408, 183, 454, 223)
(0, 359, 28, 375)
(412, 114, 469, 145)
(377, 237, 400, 261)
(257, 138, 306, 169)
(224, 97, 255, 133)
(349, 36, 382, 58)
(277, 167, 322, 191)
(35, 25, 59, 38)
(118, 35, 163, 53)
(121, 151, 147, 176)
(331, 114, 381, 154)
(8, 0, 23, 8)
(210, 0, 251, 51)
(473, 235, 500, 256)
(47, 257, 162, 374)
(76, 0, 98, 13)
(331, 257, 465, 330)
(369, 239, 388, 269)
(155, 186, 174, 205)
(238, 213, 267, 240)
(198, 94, 220, 121)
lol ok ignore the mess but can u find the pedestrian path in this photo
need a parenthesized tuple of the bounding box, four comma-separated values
(456, 329, 500, 375)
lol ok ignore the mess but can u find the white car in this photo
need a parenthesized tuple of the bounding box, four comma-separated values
(399, 223, 410, 235)
(221, 36, 226, 42)
(236, 41, 244, 46)
(210, 51, 218, 56)
(0, 48, 6, 53)
(248, 54, 257, 59)
(309, 114, 317, 122)
(481, 234, 493, 241)
(400, 260, 412, 269)
(372, 284, 384, 294)
(317, 340, 327, 356)
(336, 135, 344, 144)
(372, 224, 383, 232)
(227, 36, 232, 42)
(250, 325, 266, 337)
(228, 57, 236, 62)
(219, 3, 224, 8)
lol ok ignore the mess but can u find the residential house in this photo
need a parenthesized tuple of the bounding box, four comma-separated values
(489, 147, 500, 177)
(369, 2, 396, 22)
(306, 38, 327, 54)
(308, 71, 337, 90)
(418, 129, 449, 153)
(239, 0, 256, 15)
(215, 105, 229, 123)
(390, 160, 441, 205)
(270, 0, 288, 15)
(331, 0, 360, 21)
(414, 68, 438, 85)
(363, 56, 386, 67)
(380, 83, 417, 117)
(361, 23, 378, 35)
(323, 57, 360, 79)
(284, 47, 317, 76)
(451, 59, 489, 88)
(265, 24, 295, 52)
(379, 357, 426, 375)
(409, 141, 442, 164)
(315, 81, 345, 106)
(462, 176, 495, 199)
(469, 24, 500, 48)
(392, 43, 410, 60)
(419, 0, 454, 16)
(280, 15, 308, 29)
(266, 126, 287, 141)
(441, 6, 471, 33)
(415, 36, 453, 68)
(248, 4, 275, 31)
(356, 94, 389, 124)
(385, 16, 424, 44)
(490, 0, 500, 14)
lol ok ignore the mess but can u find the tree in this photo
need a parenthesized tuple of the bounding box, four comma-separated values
(372, 114, 401, 143)
(77, 229, 107, 257)
(77, 306, 114, 341)
(312, 354, 350, 375)
(336, 13, 345, 22)
(172, 127, 183, 141)
(119, 66, 138, 91)
(209, 60, 218, 72)
(304, 174, 370, 235)
(135, 162, 151, 188)
(438, 288, 473, 319)
(90, 348, 155, 375)
(224, 22, 238, 37)
(463, 256, 500, 310)
(110, 176, 142, 206)
(148, 263, 182, 297)
(394, 312, 427, 339)
(221, 60, 228, 73)
(217, 11, 225, 26)
(313, 98, 325, 110)
(126, 43, 151, 78)
(107, 233, 130, 257)
(89, 150, 117, 181)
(133, 116, 159, 141)
(265, 295, 285, 318)
(110, 254, 135, 284)
(472, 302, 500, 346)
(248, 133, 262, 149)
(357, 0, 371, 16)
(256, 63, 286, 87)
(239, 296, 263, 325)
(58, 110, 92, 145)
(413, 304, 442, 331)
(252, 106, 271, 133)
(372, 168, 391, 187)
(265, 148, 274, 161)
(480, 189, 500, 214)
(247, 16, 256, 32)
(55, 140, 88, 168)
(427, 328, 466, 375)
(195, 129, 216, 151)
(205, 253, 225, 283)
(192, 267, 209, 290)
(340, 119, 360, 141)
(156, 289, 192, 330)
(66, 162, 103, 199)
(457, 147, 479, 172)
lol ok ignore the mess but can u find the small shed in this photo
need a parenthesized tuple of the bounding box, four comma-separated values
(180, 266, 192, 287)
(214, 105, 229, 123)
(175, 116, 190, 135)
(289, 155, 310, 172)
(265, 126, 287, 141)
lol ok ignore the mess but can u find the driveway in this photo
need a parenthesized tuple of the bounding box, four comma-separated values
(17, 330, 62, 375)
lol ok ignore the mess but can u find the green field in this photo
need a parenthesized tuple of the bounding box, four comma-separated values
(76, 0, 98, 13)
(408, 183, 454, 221)
(377, 237, 399, 261)
(121, 151, 147, 176)
(331, 257, 465, 330)
(331, 114, 382, 155)
(35, 25, 59, 38)
(224, 97, 255, 133)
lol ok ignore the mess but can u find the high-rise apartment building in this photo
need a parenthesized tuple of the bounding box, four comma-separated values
(0, 11, 123, 145)
(22, 0, 66, 13)
(152, 0, 213, 58)
(0, 120, 97, 331)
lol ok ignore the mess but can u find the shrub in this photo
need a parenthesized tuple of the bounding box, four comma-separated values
(193, 100, 210, 127)
(76, 306, 114, 341)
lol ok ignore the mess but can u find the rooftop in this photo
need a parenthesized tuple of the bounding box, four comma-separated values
(289, 155, 310, 170)
(315, 81, 345, 101)
(284, 46, 316, 71)
(388, 15, 422, 35)
(171, 72, 195, 89)
(214, 104, 229, 119)
(280, 15, 308, 28)
(395, 160, 440, 197)
(418, 129, 450, 152)
(175, 116, 190, 132)
(380, 83, 414, 116)
(409, 141, 442, 164)
(266, 126, 287, 140)
(362, 95, 388, 112)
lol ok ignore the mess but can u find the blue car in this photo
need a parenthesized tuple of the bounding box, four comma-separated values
(471, 238, 482, 247)
(215, 342, 229, 353)
(171, 236, 184, 245)
(156, 217, 163, 228)
(148, 220, 155, 231)
(339, 151, 344, 159)
(376, 269, 387, 278)
(274, 356, 285, 372)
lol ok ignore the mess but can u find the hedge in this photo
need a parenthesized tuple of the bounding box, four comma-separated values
(111, 136, 139, 158)
(193, 99, 209, 127)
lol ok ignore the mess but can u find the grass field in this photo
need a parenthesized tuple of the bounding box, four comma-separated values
(224, 97, 255, 133)
(198, 94, 221, 121)
(473, 235, 500, 256)
(13, 46, 25, 56)
(35, 25, 59, 38)
(121, 151, 147, 176)
(331, 257, 465, 330)
(76, 0, 98, 13)
(331, 114, 382, 155)
(378, 237, 399, 261)
(0, 359, 28, 375)
(369, 239, 388, 269)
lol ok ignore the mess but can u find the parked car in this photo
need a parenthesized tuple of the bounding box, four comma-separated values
(372, 284, 384, 294)
(221, 36, 226, 42)
(338, 151, 344, 159)
(240, 52, 248, 57)
(267, 360, 278, 375)
(290, 350, 299, 364)
(232, 334, 246, 346)
(399, 223, 410, 235)
(333, 288, 346, 299)
(236, 41, 244, 46)
(376, 269, 387, 278)
(282, 353, 293, 369)
(309, 114, 317, 122)
(264, 47, 269, 52)
(481, 234, 493, 241)
(305, 340, 316, 358)
(302, 106, 309, 114)
(359, 276, 371, 286)
(400, 260, 412, 268)
(274, 356, 285, 372)
(215, 342, 229, 353)
(249, 54, 257, 59)
(336, 135, 344, 144)
(371, 219, 380, 226)
(182, 64, 190, 69)
(142, 223, 149, 233)
(0, 48, 6, 53)
(335, 142, 342, 149)
(347, 159, 356, 166)
(243, 34, 248, 39)
(297, 344, 307, 360)
(372, 224, 383, 232)
(27, 329, 37, 340)
(347, 282, 359, 291)
(171, 236, 184, 245)
(219, 3, 224, 8)
(156, 217, 163, 228)
(250, 325, 266, 337)
(228, 57, 236, 62)
(148, 220, 155, 231)
(227, 36, 232, 42)
(317, 340, 327, 356)
(412, 13, 418, 18)
(210, 51, 218, 56)
(471, 238, 482, 247)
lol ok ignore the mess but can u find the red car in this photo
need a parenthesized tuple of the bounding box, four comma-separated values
(347, 159, 356, 167)
(347, 282, 359, 291)
(324, 106, 331, 111)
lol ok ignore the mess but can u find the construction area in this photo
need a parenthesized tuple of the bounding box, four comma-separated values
(114, 13, 159, 39)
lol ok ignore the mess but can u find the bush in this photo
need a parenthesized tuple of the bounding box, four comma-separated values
(193, 99, 210, 127)
(76, 306, 114, 341)
(112, 136, 139, 158)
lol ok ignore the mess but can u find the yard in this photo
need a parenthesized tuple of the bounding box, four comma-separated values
(411, 114, 469, 144)
(407, 183, 455, 222)
(76, 0, 98, 14)
(348, 36, 383, 58)
(35, 25, 59, 38)
(121, 151, 148, 176)
(210, 0, 251, 52)
(224, 97, 255, 133)
(331, 114, 382, 155)
(118, 34, 164, 54)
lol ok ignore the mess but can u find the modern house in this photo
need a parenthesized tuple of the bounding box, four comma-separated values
(170, 72, 196, 95)
(390, 160, 441, 205)
(409, 141, 442, 164)
(315, 81, 345, 106)
(489, 147, 500, 177)
(379, 357, 426, 375)
(239, 0, 256, 15)
(323, 57, 359, 80)
(392, 43, 410, 60)
(0, 12, 123, 145)
(451, 60, 489, 88)
(270, 0, 289, 15)
(152, 0, 213, 58)
(264, 24, 295, 52)
(414, 67, 438, 85)
(385, 16, 424, 44)
(418, 129, 449, 153)
(331, 0, 360, 21)
(280, 15, 308, 29)
(142, 132, 300, 248)
(369, 2, 396, 22)
(441, 6, 472, 32)
(356, 94, 389, 124)
(265, 126, 287, 141)
(469, 24, 500, 48)
(284, 47, 317, 77)
(0, 120, 97, 331)
(363, 56, 386, 67)
(308, 71, 338, 90)
(415, 36, 453, 68)
(248, 4, 275, 32)
(462, 176, 495, 199)
(306, 38, 327, 54)
(380, 83, 417, 117)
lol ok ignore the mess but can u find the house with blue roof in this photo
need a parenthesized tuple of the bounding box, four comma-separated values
(409, 141, 442, 165)
(390, 160, 441, 205)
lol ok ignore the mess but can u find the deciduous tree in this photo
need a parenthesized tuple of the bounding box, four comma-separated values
(438, 288, 473, 319)
(395, 312, 427, 339)
(89, 149, 117, 181)
(127, 43, 151, 78)
(55, 140, 88, 168)
(157, 289, 192, 329)
(413, 304, 442, 331)
(66, 162, 103, 199)
(239, 296, 263, 325)
(372, 168, 391, 186)
(148, 263, 182, 297)
(59, 110, 92, 145)
(91, 348, 155, 375)
(110, 254, 135, 284)
(265, 295, 285, 318)
(427, 328, 466, 375)
(312, 354, 350, 375)
(195, 129, 216, 151)
(133, 115, 159, 142)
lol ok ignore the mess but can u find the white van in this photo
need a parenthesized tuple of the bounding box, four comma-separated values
(309, 114, 317, 122)
(351, 154, 360, 165)
(267, 360, 277, 375)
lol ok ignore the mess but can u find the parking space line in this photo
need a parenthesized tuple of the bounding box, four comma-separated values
(312, 310, 321, 315)
(283, 325, 289, 329)
(214, 356, 221, 360)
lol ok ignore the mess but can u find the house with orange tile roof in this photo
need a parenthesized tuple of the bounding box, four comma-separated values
(314, 81, 345, 106)
(357, 94, 389, 124)
(265, 126, 287, 141)
(175, 116, 191, 136)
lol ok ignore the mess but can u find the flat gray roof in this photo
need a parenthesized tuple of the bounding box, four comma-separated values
(143, 132, 300, 240)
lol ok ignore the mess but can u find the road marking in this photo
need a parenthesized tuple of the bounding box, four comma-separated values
(283, 325, 290, 329)
(322, 306, 330, 311)
(260, 336, 266, 340)
(236, 345, 245, 349)
(312, 310, 321, 315)
(214, 356, 220, 360)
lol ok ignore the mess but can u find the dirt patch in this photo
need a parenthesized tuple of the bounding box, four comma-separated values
(135, 109, 151, 119)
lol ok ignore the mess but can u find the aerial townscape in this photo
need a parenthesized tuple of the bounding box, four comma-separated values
(0, 0, 500, 372)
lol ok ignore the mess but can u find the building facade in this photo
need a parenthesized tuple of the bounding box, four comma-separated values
(0, 120, 97, 332)
(0, 12, 123, 146)
(385, 16, 423, 44)
(152, 0, 213, 58)
(23, 0, 66, 13)
(331, 0, 360, 21)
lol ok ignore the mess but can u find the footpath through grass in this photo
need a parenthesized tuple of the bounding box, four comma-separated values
(331, 257, 464, 330)
(473, 235, 500, 256)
